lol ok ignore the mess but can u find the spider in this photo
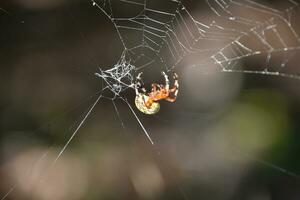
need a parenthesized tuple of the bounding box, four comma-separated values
(135, 71, 179, 114)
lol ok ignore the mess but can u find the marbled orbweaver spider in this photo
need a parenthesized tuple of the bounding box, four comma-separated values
(135, 71, 179, 114)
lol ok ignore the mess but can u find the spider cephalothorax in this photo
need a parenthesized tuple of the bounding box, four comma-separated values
(135, 71, 179, 114)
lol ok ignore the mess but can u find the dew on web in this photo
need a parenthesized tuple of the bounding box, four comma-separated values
(1, 0, 300, 199)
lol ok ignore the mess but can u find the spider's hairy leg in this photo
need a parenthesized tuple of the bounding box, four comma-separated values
(165, 97, 177, 102)
(162, 71, 170, 91)
(134, 72, 143, 95)
(151, 83, 159, 93)
(165, 88, 178, 102)
(173, 72, 179, 87)
(166, 72, 179, 102)
(135, 72, 153, 108)
(136, 72, 143, 80)
(135, 72, 145, 95)
(171, 72, 179, 94)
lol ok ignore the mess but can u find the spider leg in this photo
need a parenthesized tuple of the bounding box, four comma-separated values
(143, 95, 153, 109)
(168, 87, 178, 101)
(170, 87, 177, 93)
(146, 83, 160, 107)
(135, 72, 146, 95)
(173, 72, 179, 89)
(165, 97, 177, 102)
(170, 72, 179, 95)
(162, 71, 170, 91)
(166, 87, 178, 100)
(142, 95, 147, 106)
(135, 72, 143, 90)
(151, 83, 159, 93)
(166, 72, 179, 102)
(137, 72, 143, 79)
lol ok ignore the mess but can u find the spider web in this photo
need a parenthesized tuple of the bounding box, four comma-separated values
(1, 0, 300, 199)
(88, 0, 300, 142)
(92, 0, 300, 79)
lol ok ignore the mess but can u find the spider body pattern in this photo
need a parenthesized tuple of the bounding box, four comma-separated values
(135, 71, 179, 114)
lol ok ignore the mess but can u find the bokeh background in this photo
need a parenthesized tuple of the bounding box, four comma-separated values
(0, 0, 300, 199)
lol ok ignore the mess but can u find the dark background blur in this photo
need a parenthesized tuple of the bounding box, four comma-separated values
(1, 0, 300, 199)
